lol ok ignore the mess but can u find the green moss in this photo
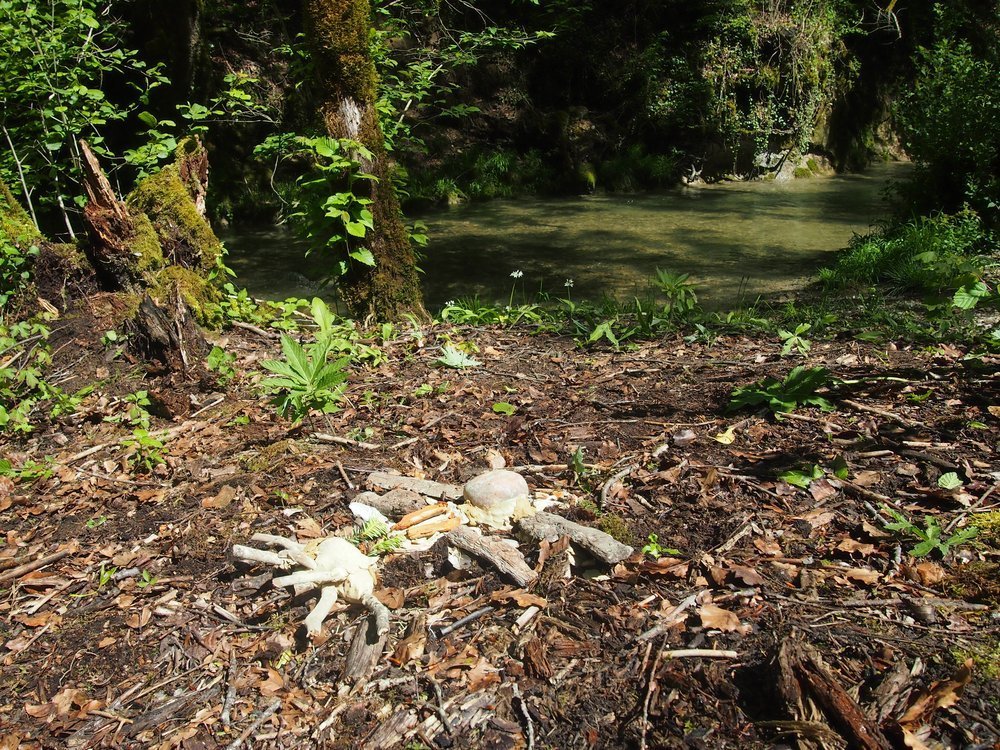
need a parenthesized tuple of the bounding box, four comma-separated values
(976, 511, 1000, 548)
(597, 514, 636, 546)
(806, 158, 821, 173)
(793, 167, 813, 179)
(0, 179, 40, 248)
(127, 165, 222, 274)
(151, 265, 222, 327)
(130, 212, 165, 277)
(953, 639, 1000, 680)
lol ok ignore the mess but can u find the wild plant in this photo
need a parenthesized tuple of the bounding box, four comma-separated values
(260, 335, 349, 422)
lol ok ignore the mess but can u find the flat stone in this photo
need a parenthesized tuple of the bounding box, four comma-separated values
(368, 471, 462, 501)
(354, 489, 426, 519)
(463, 469, 529, 511)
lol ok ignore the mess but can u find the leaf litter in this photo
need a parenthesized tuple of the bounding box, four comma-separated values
(0, 320, 999, 749)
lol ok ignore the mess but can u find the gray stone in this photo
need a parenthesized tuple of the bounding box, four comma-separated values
(355, 488, 426, 519)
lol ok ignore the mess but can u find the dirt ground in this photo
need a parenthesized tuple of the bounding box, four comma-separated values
(2, 305, 999, 749)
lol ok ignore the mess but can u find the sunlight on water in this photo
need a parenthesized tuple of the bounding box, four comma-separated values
(222, 162, 908, 311)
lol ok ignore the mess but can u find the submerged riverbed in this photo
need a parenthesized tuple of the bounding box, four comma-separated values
(222, 162, 908, 311)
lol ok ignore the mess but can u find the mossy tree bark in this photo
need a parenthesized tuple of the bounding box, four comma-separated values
(303, 0, 427, 322)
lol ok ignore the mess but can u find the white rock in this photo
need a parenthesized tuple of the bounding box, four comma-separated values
(462, 469, 531, 528)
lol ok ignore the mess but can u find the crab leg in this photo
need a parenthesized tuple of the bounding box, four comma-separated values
(303, 585, 339, 637)
(250, 533, 317, 569)
(232, 545, 288, 568)
(272, 568, 350, 588)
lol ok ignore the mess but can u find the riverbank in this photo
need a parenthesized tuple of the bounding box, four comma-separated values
(2, 304, 998, 748)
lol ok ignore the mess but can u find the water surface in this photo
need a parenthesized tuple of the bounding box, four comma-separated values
(222, 162, 907, 310)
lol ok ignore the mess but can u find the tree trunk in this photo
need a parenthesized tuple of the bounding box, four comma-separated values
(303, 0, 427, 322)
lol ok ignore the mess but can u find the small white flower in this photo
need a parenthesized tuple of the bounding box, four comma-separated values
(564, 278, 574, 288)
(445, 300, 455, 307)
(510, 270, 523, 279)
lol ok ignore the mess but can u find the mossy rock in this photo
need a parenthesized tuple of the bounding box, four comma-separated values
(793, 167, 813, 179)
(128, 165, 222, 274)
(151, 265, 222, 327)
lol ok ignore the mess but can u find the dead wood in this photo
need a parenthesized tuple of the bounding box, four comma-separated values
(130, 294, 207, 375)
(778, 638, 892, 750)
(78, 139, 141, 290)
(341, 611, 390, 688)
(444, 526, 538, 587)
(516, 511, 634, 564)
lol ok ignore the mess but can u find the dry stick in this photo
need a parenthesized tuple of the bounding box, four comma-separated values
(636, 592, 701, 643)
(435, 606, 495, 637)
(640, 641, 666, 750)
(662, 648, 739, 659)
(841, 398, 923, 428)
(945, 480, 1000, 534)
(314, 432, 381, 450)
(511, 684, 534, 750)
(221, 650, 238, 729)
(226, 698, 282, 750)
(0, 549, 71, 584)
(230, 320, 278, 339)
(336, 461, 355, 491)
(600, 464, 635, 507)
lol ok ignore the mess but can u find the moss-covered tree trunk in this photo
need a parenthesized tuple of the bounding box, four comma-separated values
(303, 0, 427, 322)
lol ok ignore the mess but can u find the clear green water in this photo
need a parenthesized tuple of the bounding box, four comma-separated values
(221, 162, 908, 311)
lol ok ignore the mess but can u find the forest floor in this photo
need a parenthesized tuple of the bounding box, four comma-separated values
(2, 301, 1000, 750)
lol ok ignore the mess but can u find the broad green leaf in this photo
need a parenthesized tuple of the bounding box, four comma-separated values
(349, 248, 376, 266)
(937, 472, 963, 490)
(492, 402, 516, 415)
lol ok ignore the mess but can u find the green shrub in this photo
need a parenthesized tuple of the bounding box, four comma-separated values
(819, 210, 989, 294)
(898, 38, 1000, 225)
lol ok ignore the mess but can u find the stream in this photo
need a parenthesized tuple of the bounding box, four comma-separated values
(221, 161, 908, 311)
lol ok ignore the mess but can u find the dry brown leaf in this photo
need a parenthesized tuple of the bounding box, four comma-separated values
(391, 629, 427, 667)
(295, 515, 325, 539)
(376, 587, 405, 609)
(730, 565, 766, 586)
(853, 470, 881, 487)
(466, 657, 501, 691)
(97, 636, 116, 649)
(835, 567, 881, 585)
(490, 589, 548, 608)
(201, 484, 236, 509)
(899, 659, 972, 727)
(752, 537, 783, 556)
(911, 561, 946, 586)
(699, 603, 741, 632)
(808, 478, 838, 502)
(258, 668, 284, 696)
(125, 607, 151, 629)
(639, 559, 689, 578)
(14, 612, 62, 628)
(836, 538, 877, 556)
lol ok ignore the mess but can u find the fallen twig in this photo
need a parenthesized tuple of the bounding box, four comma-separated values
(434, 606, 495, 637)
(226, 698, 282, 750)
(0, 549, 71, 584)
